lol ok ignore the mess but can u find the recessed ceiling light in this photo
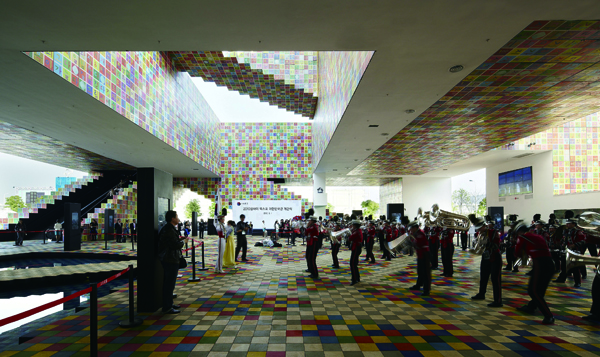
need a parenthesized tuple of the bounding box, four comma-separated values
(345, 167, 350, 169)
(405, 109, 415, 114)
(443, 169, 448, 171)
(193, 168, 199, 171)
(368, 124, 379, 128)
(449, 65, 464, 73)
(332, 169, 338, 171)
(354, 159, 358, 161)
(381, 133, 389, 136)
(365, 148, 371, 151)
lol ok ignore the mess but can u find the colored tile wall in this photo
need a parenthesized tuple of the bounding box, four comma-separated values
(223, 51, 318, 94)
(83, 182, 137, 238)
(166, 51, 318, 118)
(24, 51, 221, 174)
(351, 20, 600, 176)
(499, 112, 600, 195)
(175, 123, 313, 213)
(312, 51, 374, 169)
(379, 179, 403, 216)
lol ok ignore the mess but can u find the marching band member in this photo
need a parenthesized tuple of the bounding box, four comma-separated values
(513, 220, 556, 324)
(365, 221, 376, 263)
(554, 219, 587, 287)
(408, 221, 431, 296)
(548, 223, 562, 272)
(349, 220, 364, 285)
(382, 221, 392, 261)
(428, 225, 443, 270)
(331, 219, 342, 269)
(503, 215, 518, 271)
(471, 215, 503, 307)
(213, 214, 226, 274)
(305, 216, 320, 279)
(440, 227, 455, 277)
(392, 223, 400, 258)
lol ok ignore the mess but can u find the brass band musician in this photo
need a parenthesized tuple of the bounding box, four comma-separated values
(471, 215, 503, 307)
(408, 221, 431, 296)
(554, 219, 587, 287)
(349, 220, 363, 285)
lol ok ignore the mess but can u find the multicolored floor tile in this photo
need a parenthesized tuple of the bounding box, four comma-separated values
(1, 236, 600, 356)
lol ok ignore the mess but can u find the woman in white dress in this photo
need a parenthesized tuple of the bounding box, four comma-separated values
(213, 215, 226, 273)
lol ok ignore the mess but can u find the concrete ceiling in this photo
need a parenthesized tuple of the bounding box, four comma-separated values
(0, 1, 599, 180)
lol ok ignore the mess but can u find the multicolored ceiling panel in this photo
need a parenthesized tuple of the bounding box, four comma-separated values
(350, 20, 600, 176)
(165, 51, 318, 118)
(24, 51, 221, 174)
(499, 112, 599, 195)
(312, 51, 374, 169)
(0, 120, 133, 172)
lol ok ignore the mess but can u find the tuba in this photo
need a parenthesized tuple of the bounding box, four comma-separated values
(565, 248, 600, 272)
(330, 228, 351, 245)
(432, 209, 471, 231)
(387, 233, 411, 255)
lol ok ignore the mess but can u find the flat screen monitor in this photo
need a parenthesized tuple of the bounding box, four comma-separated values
(499, 166, 533, 197)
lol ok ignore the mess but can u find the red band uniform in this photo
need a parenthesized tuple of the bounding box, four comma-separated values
(305, 220, 320, 279)
(514, 230, 554, 322)
(472, 223, 502, 306)
(331, 224, 342, 269)
(409, 225, 431, 295)
(555, 224, 586, 286)
(428, 226, 442, 269)
(365, 224, 376, 263)
(348, 223, 363, 285)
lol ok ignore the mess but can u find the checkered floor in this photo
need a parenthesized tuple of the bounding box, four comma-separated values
(2, 236, 600, 356)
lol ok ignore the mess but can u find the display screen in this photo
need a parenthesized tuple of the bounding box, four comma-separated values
(499, 166, 533, 197)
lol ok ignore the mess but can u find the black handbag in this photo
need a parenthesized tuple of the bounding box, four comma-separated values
(179, 256, 188, 269)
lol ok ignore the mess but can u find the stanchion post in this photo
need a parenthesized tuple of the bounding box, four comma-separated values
(198, 241, 208, 271)
(185, 240, 189, 258)
(90, 283, 98, 357)
(119, 265, 143, 327)
(104, 232, 108, 250)
(131, 234, 135, 252)
(189, 242, 200, 282)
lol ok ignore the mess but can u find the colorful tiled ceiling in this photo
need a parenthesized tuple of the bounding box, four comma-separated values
(223, 51, 318, 95)
(166, 51, 318, 118)
(0, 120, 133, 172)
(499, 111, 600, 194)
(24, 51, 221, 174)
(351, 20, 600, 176)
(1, 173, 102, 230)
(312, 51, 374, 169)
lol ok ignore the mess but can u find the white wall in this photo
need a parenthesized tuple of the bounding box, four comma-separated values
(486, 151, 600, 221)
(402, 177, 451, 220)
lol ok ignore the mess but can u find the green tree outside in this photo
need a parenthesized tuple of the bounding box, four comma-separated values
(477, 198, 487, 217)
(185, 199, 201, 220)
(5, 195, 26, 212)
(360, 200, 380, 217)
(208, 201, 216, 216)
(451, 189, 471, 215)
(326, 202, 334, 213)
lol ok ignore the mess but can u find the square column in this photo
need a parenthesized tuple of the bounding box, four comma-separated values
(313, 173, 327, 217)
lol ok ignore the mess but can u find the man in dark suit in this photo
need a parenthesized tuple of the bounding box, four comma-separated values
(115, 219, 123, 242)
(199, 219, 205, 239)
(130, 219, 137, 242)
(235, 214, 249, 262)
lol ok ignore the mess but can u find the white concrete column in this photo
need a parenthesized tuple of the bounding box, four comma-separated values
(313, 173, 327, 217)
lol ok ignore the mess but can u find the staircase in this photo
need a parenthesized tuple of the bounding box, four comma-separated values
(0, 171, 136, 241)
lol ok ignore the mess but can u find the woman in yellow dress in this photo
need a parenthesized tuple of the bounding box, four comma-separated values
(223, 220, 237, 269)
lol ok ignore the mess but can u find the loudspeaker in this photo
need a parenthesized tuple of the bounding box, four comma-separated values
(207, 218, 216, 236)
(192, 212, 198, 237)
(387, 204, 404, 223)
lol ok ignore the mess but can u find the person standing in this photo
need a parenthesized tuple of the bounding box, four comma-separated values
(90, 219, 98, 241)
(428, 225, 442, 270)
(130, 219, 137, 242)
(365, 221, 376, 263)
(460, 230, 468, 251)
(199, 219, 205, 239)
(54, 219, 62, 243)
(235, 214, 249, 262)
(115, 219, 123, 242)
(305, 216, 320, 279)
(15, 219, 26, 246)
(214, 215, 226, 273)
(158, 210, 187, 314)
(223, 220, 237, 269)
(408, 221, 431, 296)
(262, 220, 267, 238)
(330, 222, 342, 269)
(123, 220, 130, 239)
(471, 216, 503, 307)
(554, 219, 587, 287)
(349, 220, 363, 285)
(513, 220, 556, 324)
(382, 221, 392, 261)
(440, 227, 455, 277)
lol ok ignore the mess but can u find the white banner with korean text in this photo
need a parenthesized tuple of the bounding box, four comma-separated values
(232, 200, 301, 229)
